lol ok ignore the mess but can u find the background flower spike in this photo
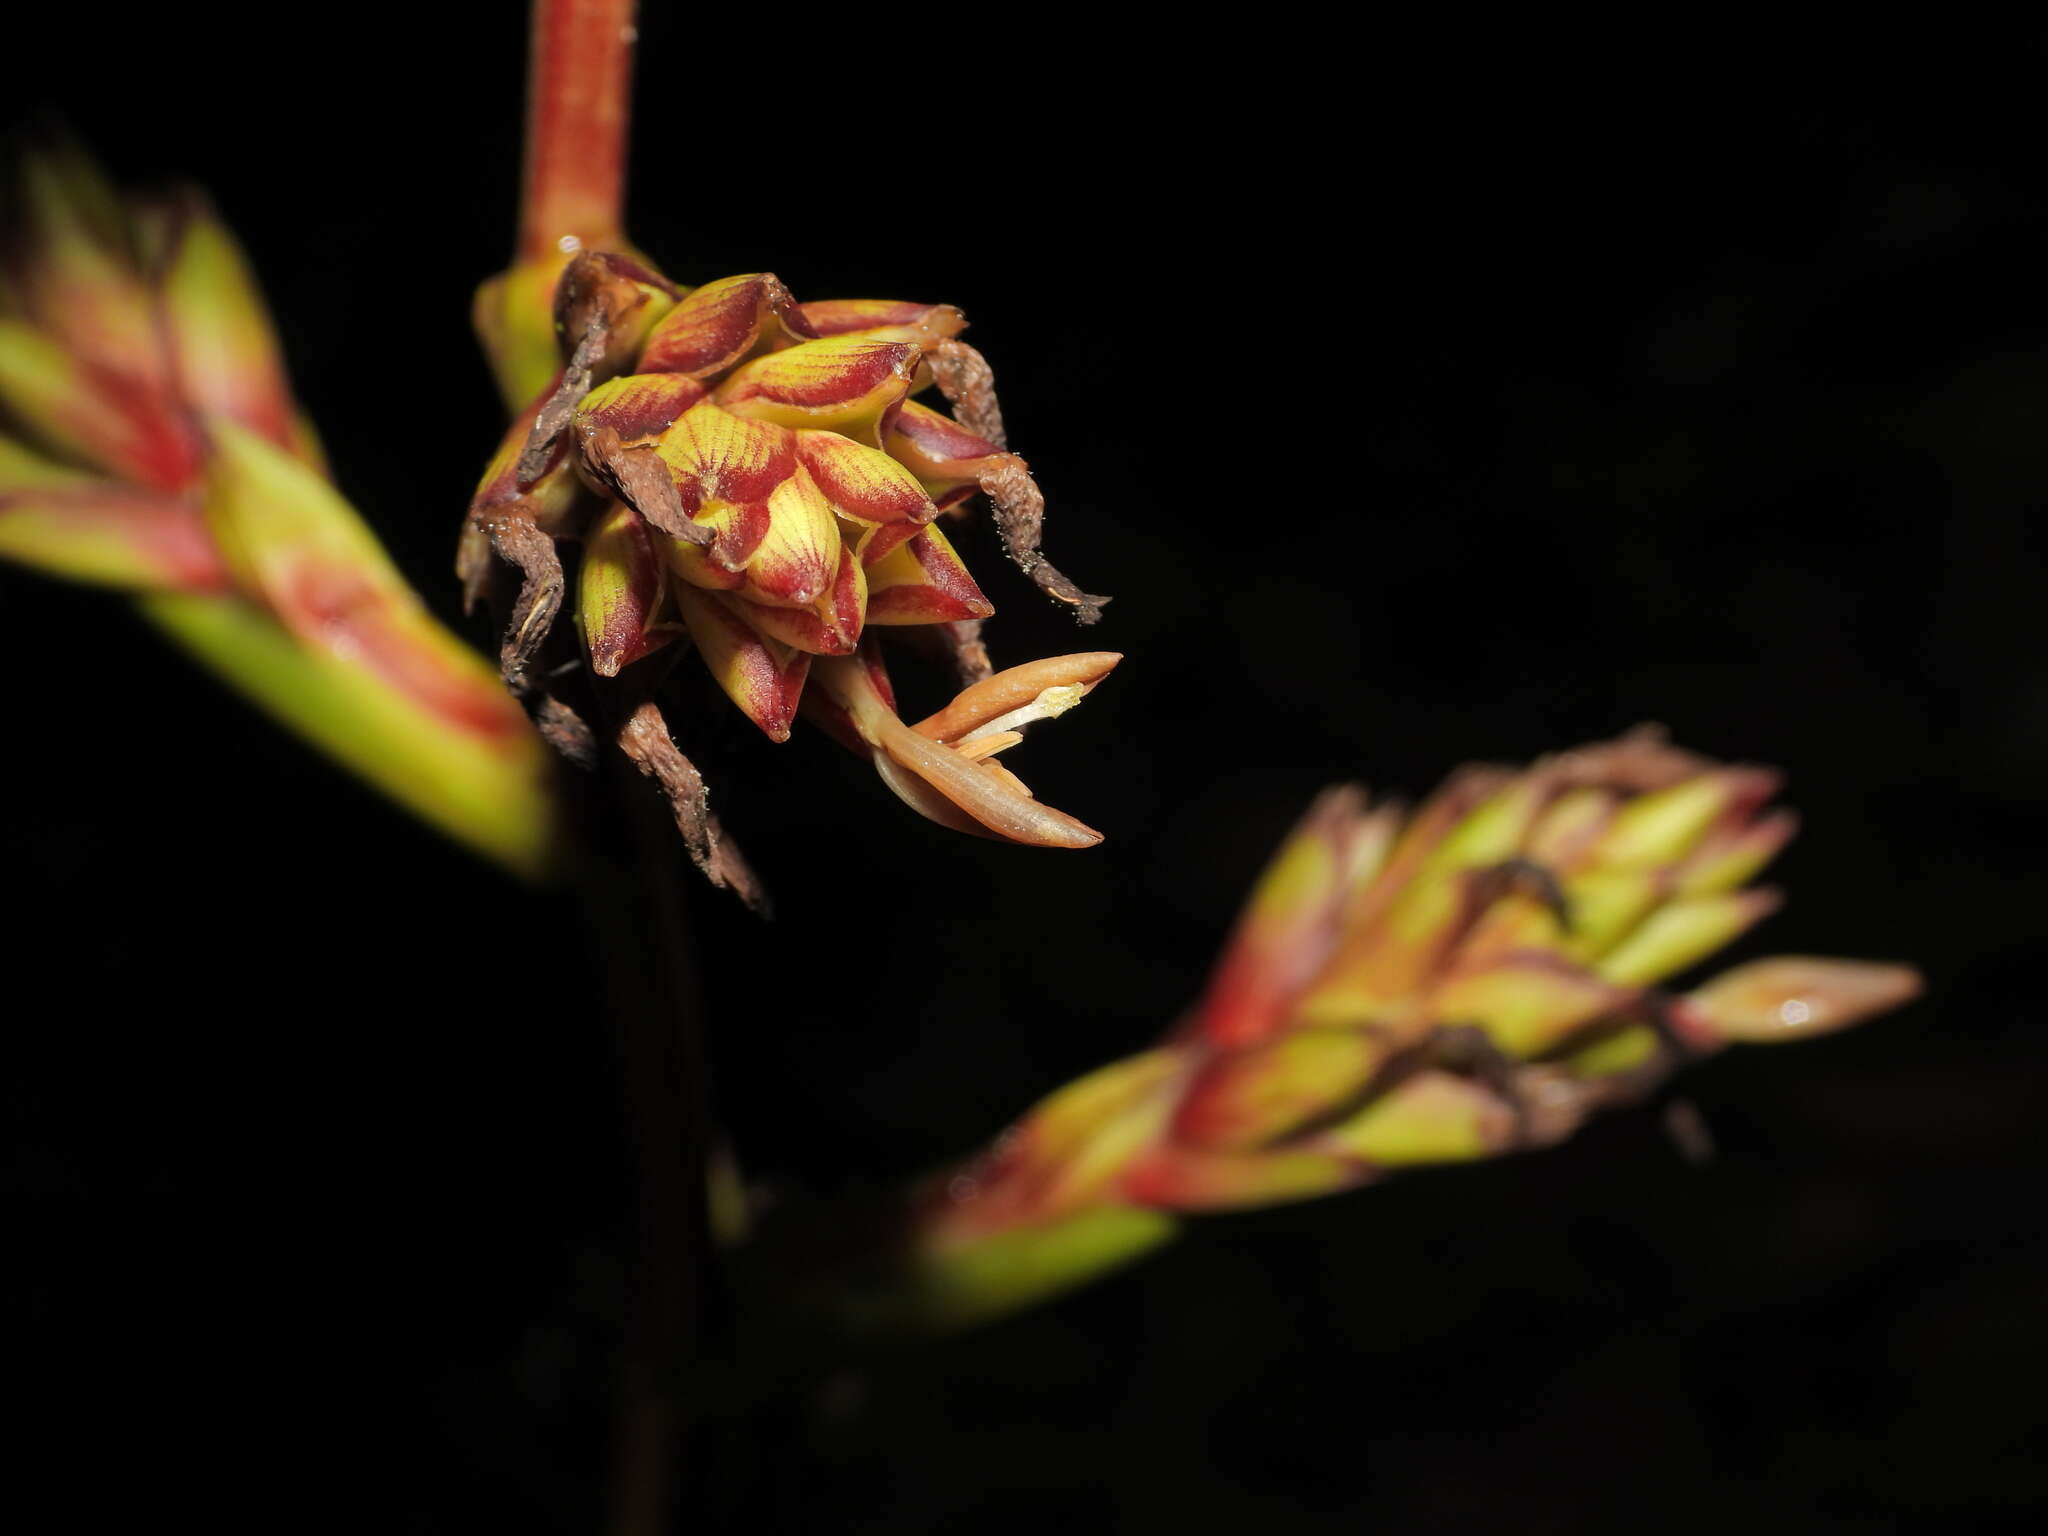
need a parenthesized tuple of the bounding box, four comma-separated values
(883, 733, 1922, 1328)
(6, 141, 168, 392)
(143, 189, 308, 461)
(0, 434, 222, 590)
(0, 146, 555, 876)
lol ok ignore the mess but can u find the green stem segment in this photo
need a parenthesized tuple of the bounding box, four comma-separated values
(910, 1206, 1178, 1332)
(519, 0, 637, 262)
(141, 590, 553, 878)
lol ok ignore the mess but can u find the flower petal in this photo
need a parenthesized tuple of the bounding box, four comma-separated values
(909, 651, 1121, 742)
(813, 651, 1105, 848)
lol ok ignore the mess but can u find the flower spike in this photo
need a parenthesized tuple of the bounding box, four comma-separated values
(467, 195, 1117, 882)
(901, 730, 1922, 1327)
(0, 145, 554, 875)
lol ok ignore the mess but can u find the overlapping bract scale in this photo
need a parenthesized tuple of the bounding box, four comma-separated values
(478, 264, 1009, 716)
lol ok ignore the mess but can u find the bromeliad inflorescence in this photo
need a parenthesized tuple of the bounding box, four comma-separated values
(3, 19, 1937, 1525)
(465, 250, 1116, 896)
(903, 728, 1923, 1325)
(0, 144, 553, 874)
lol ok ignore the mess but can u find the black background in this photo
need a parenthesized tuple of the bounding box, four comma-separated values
(5, 11, 2043, 1533)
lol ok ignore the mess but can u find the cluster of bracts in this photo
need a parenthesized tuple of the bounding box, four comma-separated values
(462, 253, 1121, 900)
(909, 728, 1921, 1324)
(0, 145, 551, 872)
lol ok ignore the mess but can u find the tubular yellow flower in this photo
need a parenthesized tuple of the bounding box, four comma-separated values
(906, 729, 1923, 1327)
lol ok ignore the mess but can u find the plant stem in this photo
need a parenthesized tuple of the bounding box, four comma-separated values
(577, 758, 715, 1536)
(519, 0, 637, 262)
(516, 11, 703, 1525)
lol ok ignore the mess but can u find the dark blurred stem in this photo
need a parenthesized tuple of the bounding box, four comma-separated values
(519, 0, 636, 262)
(577, 757, 713, 1536)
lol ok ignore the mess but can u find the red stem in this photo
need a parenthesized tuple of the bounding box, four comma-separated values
(519, 0, 637, 261)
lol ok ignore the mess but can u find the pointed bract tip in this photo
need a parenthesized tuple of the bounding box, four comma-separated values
(1681, 956, 1924, 1044)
